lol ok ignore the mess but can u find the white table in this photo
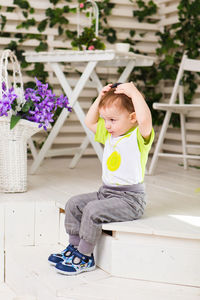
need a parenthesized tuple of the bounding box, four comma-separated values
(24, 50, 155, 174)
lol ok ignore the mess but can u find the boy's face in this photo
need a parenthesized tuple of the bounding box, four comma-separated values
(99, 104, 136, 137)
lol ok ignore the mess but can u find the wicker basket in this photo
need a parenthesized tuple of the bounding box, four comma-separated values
(0, 50, 41, 193)
(0, 117, 42, 193)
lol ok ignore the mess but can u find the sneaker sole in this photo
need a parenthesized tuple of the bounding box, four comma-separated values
(48, 261, 57, 266)
(56, 265, 96, 275)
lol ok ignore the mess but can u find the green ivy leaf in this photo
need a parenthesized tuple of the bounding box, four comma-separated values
(17, 18, 36, 30)
(49, 0, 60, 4)
(22, 11, 28, 18)
(26, 63, 48, 83)
(38, 19, 48, 32)
(13, 0, 30, 10)
(58, 25, 63, 36)
(70, 8, 76, 13)
(35, 41, 48, 52)
(103, 28, 116, 44)
(6, 7, 15, 12)
(0, 14, 7, 31)
(63, 6, 70, 13)
(29, 8, 35, 14)
(130, 30, 136, 37)
(65, 29, 77, 39)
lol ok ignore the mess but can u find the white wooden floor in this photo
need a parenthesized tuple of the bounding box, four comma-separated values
(1, 156, 200, 300)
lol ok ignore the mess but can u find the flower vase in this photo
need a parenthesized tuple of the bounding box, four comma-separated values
(0, 117, 42, 193)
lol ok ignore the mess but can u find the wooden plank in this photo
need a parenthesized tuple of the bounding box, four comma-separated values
(163, 143, 200, 156)
(0, 204, 4, 283)
(35, 199, 59, 245)
(165, 133, 200, 143)
(2, 0, 198, 161)
(53, 136, 85, 144)
(153, 103, 200, 113)
(161, 15, 178, 26)
(109, 234, 200, 286)
(3, 24, 57, 35)
(112, 7, 159, 20)
(186, 122, 200, 131)
(110, 0, 133, 4)
(5, 200, 35, 247)
(2, 12, 46, 22)
(108, 19, 158, 30)
(159, 4, 178, 15)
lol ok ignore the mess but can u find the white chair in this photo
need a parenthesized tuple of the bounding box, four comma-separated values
(149, 54, 200, 174)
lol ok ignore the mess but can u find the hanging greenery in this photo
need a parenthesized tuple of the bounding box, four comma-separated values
(133, 0, 157, 23)
(129, 0, 200, 126)
(76, 0, 116, 45)
(128, 0, 162, 124)
(0, 0, 116, 86)
(71, 27, 105, 50)
(0, 0, 199, 126)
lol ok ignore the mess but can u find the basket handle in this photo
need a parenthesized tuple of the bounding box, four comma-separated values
(0, 49, 24, 102)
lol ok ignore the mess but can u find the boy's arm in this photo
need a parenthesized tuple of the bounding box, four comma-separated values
(84, 95, 101, 133)
(115, 82, 152, 139)
(85, 84, 112, 133)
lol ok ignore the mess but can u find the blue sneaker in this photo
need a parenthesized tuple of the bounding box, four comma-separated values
(48, 244, 76, 266)
(55, 250, 95, 275)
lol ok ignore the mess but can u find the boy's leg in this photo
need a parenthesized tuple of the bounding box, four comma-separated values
(48, 192, 99, 266)
(78, 189, 146, 252)
(56, 188, 145, 275)
(64, 191, 99, 243)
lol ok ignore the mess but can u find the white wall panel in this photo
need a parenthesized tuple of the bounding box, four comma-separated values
(1, 0, 199, 165)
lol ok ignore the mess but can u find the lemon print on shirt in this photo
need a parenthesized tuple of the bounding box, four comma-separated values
(107, 151, 121, 171)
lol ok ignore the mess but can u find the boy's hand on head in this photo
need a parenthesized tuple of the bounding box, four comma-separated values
(99, 84, 112, 99)
(115, 82, 152, 139)
(114, 82, 142, 100)
(85, 83, 113, 134)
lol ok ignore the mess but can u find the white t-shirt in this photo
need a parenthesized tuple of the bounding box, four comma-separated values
(95, 118, 154, 186)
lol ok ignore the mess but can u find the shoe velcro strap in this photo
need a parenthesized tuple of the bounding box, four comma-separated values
(73, 250, 89, 262)
(62, 244, 74, 256)
(66, 244, 75, 252)
(63, 244, 73, 253)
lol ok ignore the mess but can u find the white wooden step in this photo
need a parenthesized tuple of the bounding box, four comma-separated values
(1, 157, 200, 295)
(55, 158, 200, 287)
(0, 283, 16, 300)
(57, 205, 200, 287)
(5, 245, 200, 300)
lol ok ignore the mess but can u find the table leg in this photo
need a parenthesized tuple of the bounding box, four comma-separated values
(117, 60, 136, 82)
(30, 61, 103, 174)
(52, 61, 103, 164)
(90, 70, 103, 92)
(69, 136, 90, 169)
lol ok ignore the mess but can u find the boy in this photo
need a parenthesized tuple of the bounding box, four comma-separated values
(48, 82, 154, 275)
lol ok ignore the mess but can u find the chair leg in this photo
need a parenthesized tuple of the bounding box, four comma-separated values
(148, 110, 172, 175)
(179, 85, 188, 169)
(180, 113, 188, 169)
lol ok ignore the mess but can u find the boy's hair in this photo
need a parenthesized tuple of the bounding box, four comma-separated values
(99, 88, 135, 113)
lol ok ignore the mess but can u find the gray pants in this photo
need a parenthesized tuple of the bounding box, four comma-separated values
(65, 183, 146, 253)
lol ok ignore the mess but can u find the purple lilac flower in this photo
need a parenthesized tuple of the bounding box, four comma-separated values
(0, 79, 71, 130)
(24, 78, 71, 130)
(0, 84, 18, 117)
